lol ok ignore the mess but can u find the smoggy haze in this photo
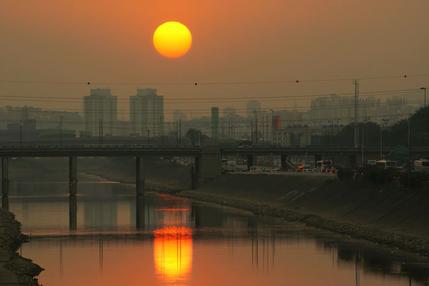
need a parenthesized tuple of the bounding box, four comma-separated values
(0, 0, 428, 119)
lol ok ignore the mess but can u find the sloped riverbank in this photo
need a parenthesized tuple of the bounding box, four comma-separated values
(178, 173, 429, 256)
(0, 208, 42, 286)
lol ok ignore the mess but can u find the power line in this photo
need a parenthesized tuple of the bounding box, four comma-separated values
(0, 88, 421, 103)
(0, 73, 428, 87)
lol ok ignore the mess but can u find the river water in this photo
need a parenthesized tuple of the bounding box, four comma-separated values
(7, 181, 429, 286)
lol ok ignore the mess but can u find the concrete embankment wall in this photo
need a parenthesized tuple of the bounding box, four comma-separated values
(181, 173, 429, 253)
(0, 208, 42, 285)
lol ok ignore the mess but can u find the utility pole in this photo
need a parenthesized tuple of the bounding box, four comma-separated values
(160, 116, 164, 145)
(141, 124, 144, 141)
(269, 109, 274, 144)
(254, 111, 258, 144)
(354, 80, 360, 148)
(59, 116, 64, 145)
(19, 120, 23, 145)
(250, 120, 254, 144)
(379, 118, 388, 159)
(421, 87, 427, 108)
(98, 119, 104, 144)
(147, 129, 150, 144)
(261, 114, 265, 143)
(229, 119, 232, 139)
(379, 121, 383, 160)
(408, 115, 412, 174)
(179, 119, 182, 144)
(265, 113, 269, 144)
(361, 120, 366, 166)
(176, 121, 179, 145)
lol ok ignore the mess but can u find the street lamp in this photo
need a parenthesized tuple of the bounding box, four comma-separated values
(421, 87, 427, 108)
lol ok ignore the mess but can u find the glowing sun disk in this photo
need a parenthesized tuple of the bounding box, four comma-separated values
(153, 21, 192, 58)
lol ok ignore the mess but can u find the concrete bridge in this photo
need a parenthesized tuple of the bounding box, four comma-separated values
(221, 145, 429, 156)
(0, 145, 221, 230)
(221, 145, 429, 169)
(1, 144, 428, 229)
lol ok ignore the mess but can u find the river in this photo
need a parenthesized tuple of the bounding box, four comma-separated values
(7, 181, 429, 286)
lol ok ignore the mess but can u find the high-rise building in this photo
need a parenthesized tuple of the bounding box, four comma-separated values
(130, 88, 164, 137)
(83, 89, 117, 136)
(221, 107, 240, 140)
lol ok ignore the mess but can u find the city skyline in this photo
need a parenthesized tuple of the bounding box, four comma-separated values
(0, 86, 424, 120)
(0, 87, 421, 145)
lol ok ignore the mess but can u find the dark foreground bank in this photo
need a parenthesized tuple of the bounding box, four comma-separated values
(178, 173, 429, 257)
(0, 208, 42, 286)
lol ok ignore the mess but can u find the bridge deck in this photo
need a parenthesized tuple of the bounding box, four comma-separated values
(0, 145, 427, 157)
(0, 145, 202, 157)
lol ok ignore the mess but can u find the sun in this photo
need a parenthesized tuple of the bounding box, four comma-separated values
(153, 21, 192, 59)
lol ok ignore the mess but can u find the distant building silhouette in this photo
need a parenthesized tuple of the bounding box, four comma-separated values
(273, 126, 313, 147)
(211, 107, 219, 140)
(307, 94, 417, 126)
(130, 88, 164, 137)
(83, 89, 118, 136)
(0, 106, 83, 142)
(246, 100, 261, 118)
(221, 107, 240, 140)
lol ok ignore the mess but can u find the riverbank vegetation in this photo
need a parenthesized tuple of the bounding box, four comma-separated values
(316, 106, 429, 149)
(0, 209, 42, 285)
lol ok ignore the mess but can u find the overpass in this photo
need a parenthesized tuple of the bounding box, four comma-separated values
(220, 145, 429, 170)
(0, 144, 201, 157)
(221, 145, 429, 156)
(1, 144, 428, 158)
(0, 145, 210, 230)
(1, 144, 428, 229)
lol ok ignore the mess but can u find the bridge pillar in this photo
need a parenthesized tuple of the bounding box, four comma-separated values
(281, 154, 288, 171)
(136, 157, 145, 196)
(136, 195, 145, 230)
(69, 156, 78, 230)
(247, 154, 254, 171)
(315, 154, 322, 163)
(349, 154, 358, 168)
(136, 157, 145, 229)
(1, 157, 9, 210)
(191, 156, 200, 190)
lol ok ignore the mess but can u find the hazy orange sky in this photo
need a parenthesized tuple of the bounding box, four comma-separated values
(1, 0, 428, 119)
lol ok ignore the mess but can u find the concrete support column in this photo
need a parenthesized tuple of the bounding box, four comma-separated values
(136, 157, 145, 229)
(1, 157, 9, 210)
(247, 154, 254, 171)
(191, 156, 200, 190)
(315, 154, 322, 162)
(281, 154, 288, 171)
(350, 154, 358, 169)
(136, 157, 145, 197)
(69, 156, 78, 230)
(136, 196, 145, 230)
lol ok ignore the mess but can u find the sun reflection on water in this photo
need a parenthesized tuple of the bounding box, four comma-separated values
(153, 226, 193, 285)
